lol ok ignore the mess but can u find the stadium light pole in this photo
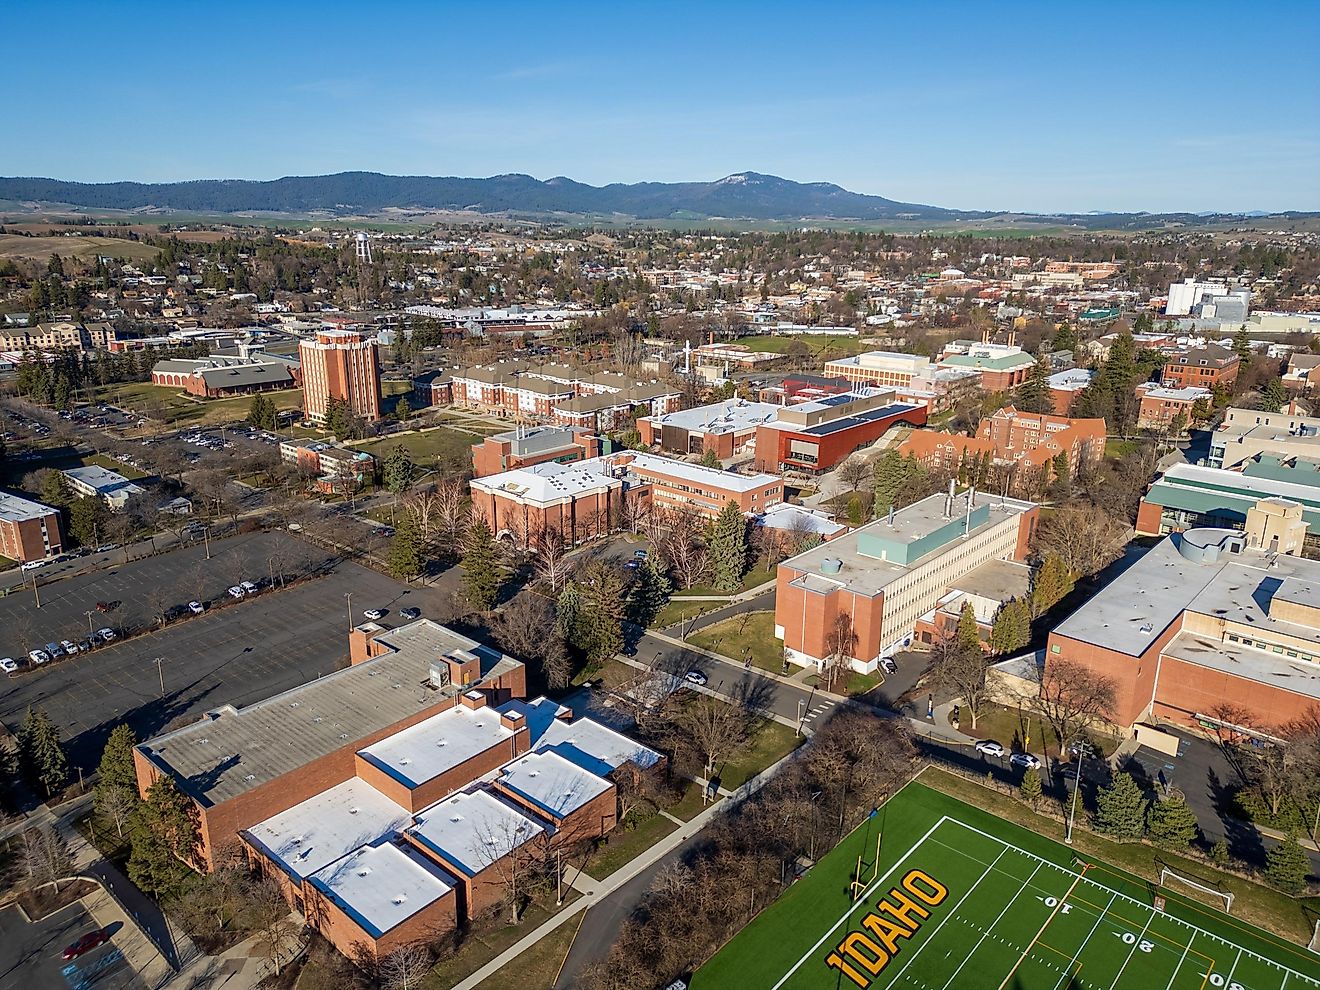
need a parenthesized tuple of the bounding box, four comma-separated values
(1065, 751, 1083, 844)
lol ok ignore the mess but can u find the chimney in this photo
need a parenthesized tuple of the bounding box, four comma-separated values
(499, 708, 525, 732)
(887, 504, 895, 526)
(944, 478, 955, 519)
(968, 485, 976, 507)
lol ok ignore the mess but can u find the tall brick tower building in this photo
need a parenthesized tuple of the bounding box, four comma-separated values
(298, 329, 383, 423)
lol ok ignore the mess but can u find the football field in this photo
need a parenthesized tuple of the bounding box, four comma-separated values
(694, 780, 1320, 990)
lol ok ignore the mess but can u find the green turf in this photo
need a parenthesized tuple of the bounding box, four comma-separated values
(694, 780, 1320, 990)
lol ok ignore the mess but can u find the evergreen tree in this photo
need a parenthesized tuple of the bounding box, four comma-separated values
(128, 777, 198, 898)
(246, 393, 276, 429)
(460, 518, 505, 610)
(1093, 772, 1148, 839)
(699, 448, 721, 469)
(1232, 325, 1252, 360)
(97, 724, 139, 792)
(1146, 792, 1199, 849)
(69, 496, 109, 547)
(1264, 833, 1310, 894)
(989, 598, 1031, 655)
(708, 500, 749, 593)
(1209, 838, 1231, 867)
(628, 558, 671, 628)
(956, 599, 982, 653)
(1260, 378, 1288, 413)
(387, 514, 426, 580)
(41, 470, 73, 507)
(394, 396, 413, 421)
(873, 450, 928, 516)
(1048, 451, 1071, 499)
(383, 444, 414, 495)
(1015, 354, 1053, 415)
(575, 561, 628, 661)
(1052, 322, 1077, 352)
(1030, 554, 1075, 617)
(18, 707, 68, 797)
(1020, 766, 1043, 806)
(555, 582, 581, 642)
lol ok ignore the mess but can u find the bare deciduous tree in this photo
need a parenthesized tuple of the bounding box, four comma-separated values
(821, 612, 857, 693)
(21, 825, 72, 893)
(927, 630, 991, 729)
(646, 506, 707, 590)
(94, 783, 138, 839)
(532, 527, 573, 592)
(379, 943, 433, 990)
(1031, 503, 1131, 579)
(679, 695, 747, 781)
(1033, 658, 1117, 759)
(836, 457, 872, 496)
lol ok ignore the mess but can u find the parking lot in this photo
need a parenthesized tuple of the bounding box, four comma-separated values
(0, 903, 140, 990)
(0, 537, 451, 772)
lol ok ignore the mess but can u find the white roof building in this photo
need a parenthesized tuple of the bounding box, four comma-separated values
(494, 750, 612, 820)
(358, 700, 521, 791)
(308, 841, 455, 939)
(407, 789, 547, 877)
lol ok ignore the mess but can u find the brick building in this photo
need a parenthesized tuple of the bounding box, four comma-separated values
(471, 425, 602, 478)
(1047, 368, 1094, 415)
(151, 345, 300, 398)
(299, 329, 383, 423)
(1136, 384, 1211, 431)
(937, 337, 1036, 391)
(752, 391, 928, 475)
(279, 439, 378, 493)
(1161, 345, 1239, 391)
(1046, 516, 1320, 734)
(775, 487, 1038, 674)
(0, 490, 63, 562)
(823, 351, 932, 390)
(899, 407, 1104, 484)
(638, 398, 781, 459)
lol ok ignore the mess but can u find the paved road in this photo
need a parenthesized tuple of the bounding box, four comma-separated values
(662, 587, 775, 637)
(0, 901, 142, 990)
(0, 550, 446, 772)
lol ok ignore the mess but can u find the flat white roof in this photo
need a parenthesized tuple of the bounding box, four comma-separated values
(1048, 368, 1094, 390)
(496, 750, 611, 820)
(407, 789, 546, 877)
(615, 451, 779, 493)
(358, 703, 518, 790)
(0, 489, 55, 523)
(470, 462, 616, 505)
(644, 398, 780, 434)
(533, 716, 662, 777)
(757, 502, 846, 537)
(309, 841, 454, 938)
(244, 778, 412, 882)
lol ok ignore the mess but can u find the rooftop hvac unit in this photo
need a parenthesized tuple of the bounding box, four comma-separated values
(820, 558, 843, 575)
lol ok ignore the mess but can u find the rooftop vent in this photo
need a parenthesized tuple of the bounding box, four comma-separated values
(820, 558, 843, 575)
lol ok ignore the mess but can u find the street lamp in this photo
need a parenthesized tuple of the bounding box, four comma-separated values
(809, 789, 822, 861)
(84, 610, 96, 638)
(153, 657, 166, 698)
(344, 592, 354, 631)
(1065, 751, 1084, 844)
(797, 698, 806, 737)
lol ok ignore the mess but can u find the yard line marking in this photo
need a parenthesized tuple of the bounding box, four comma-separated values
(940, 861, 1043, 990)
(1222, 947, 1242, 989)
(1164, 932, 1194, 990)
(999, 865, 1092, 990)
(1109, 907, 1156, 989)
(886, 845, 1010, 990)
(768, 816, 947, 990)
(1054, 888, 1117, 990)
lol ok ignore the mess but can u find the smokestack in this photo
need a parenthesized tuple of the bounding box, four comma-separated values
(965, 488, 973, 536)
(887, 504, 895, 527)
(944, 478, 955, 519)
(969, 485, 976, 507)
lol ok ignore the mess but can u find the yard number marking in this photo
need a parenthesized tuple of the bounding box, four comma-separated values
(823, 869, 949, 987)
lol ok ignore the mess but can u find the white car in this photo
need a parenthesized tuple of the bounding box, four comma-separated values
(28, 649, 50, 665)
(20, 559, 46, 571)
(974, 740, 1006, 758)
(228, 586, 246, 599)
(96, 628, 115, 642)
(363, 608, 387, 621)
(60, 640, 78, 655)
(684, 669, 708, 686)
(239, 581, 259, 594)
(188, 601, 205, 615)
(0, 658, 17, 673)
(1010, 752, 1042, 771)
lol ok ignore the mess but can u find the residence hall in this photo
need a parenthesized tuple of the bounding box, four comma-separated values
(775, 486, 1038, 674)
(471, 424, 602, 479)
(469, 450, 782, 544)
(899, 407, 1105, 482)
(936, 336, 1036, 391)
(135, 621, 661, 962)
(1135, 384, 1211, 431)
(1160, 344, 1240, 391)
(1047, 513, 1320, 734)
(278, 439, 378, 493)
(299, 328, 383, 423)
(751, 389, 928, 475)
(0, 489, 63, 562)
(638, 397, 782, 459)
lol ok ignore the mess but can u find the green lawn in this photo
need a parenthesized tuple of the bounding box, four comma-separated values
(585, 811, 680, 879)
(85, 452, 150, 480)
(668, 779, 718, 821)
(688, 611, 783, 672)
(351, 425, 482, 465)
(953, 702, 1121, 759)
(735, 334, 872, 357)
(94, 381, 304, 427)
(718, 719, 803, 791)
(474, 917, 579, 990)
(695, 776, 1320, 990)
(671, 563, 776, 598)
(424, 897, 576, 990)
(804, 669, 884, 696)
(651, 597, 723, 631)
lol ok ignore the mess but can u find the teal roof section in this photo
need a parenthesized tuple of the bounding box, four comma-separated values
(857, 503, 990, 566)
(1145, 462, 1320, 528)
(941, 352, 1035, 372)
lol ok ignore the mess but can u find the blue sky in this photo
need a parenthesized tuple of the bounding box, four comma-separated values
(2, 0, 1317, 213)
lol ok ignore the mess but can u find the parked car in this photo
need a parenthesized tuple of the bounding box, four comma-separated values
(45, 642, 65, 658)
(684, 669, 708, 686)
(60, 640, 78, 655)
(399, 607, 421, 620)
(1010, 752, 1042, 771)
(62, 929, 110, 961)
(374, 527, 395, 537)
(228, 586, 246, 599)
(95, 544, 119, 554)
(0, 658, 17, 673)
(28, 649, 50, 665)
(239, 580, 259, 594)
(188, 601, 205, 615)
(20, 559, 46, 571)
(974, 740, 1006, 758)
(633, 549, 648, 560)
(363, 608, 387, 620)
(96, 627, 115, 642)
(624, 559, 639, 569)
(95, 600, 119, 612)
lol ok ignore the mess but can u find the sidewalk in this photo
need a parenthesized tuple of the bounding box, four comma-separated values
(83, 885, 176, 990)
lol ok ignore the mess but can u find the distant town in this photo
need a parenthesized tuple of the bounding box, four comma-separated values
(1, 216, 1318, 990)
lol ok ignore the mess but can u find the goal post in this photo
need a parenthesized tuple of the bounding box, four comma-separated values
(1158, 866, 1234, 913)
(1308, 919, 1320, 954)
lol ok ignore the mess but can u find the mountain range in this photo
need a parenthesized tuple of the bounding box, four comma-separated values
(0, 171, 1302, 228)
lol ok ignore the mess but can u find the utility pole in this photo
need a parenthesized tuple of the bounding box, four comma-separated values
(344, 592, 353, 631)
(84, 610, 95, 638)
(1065, 752, 1084, 844)
(202, 526, 211, 560)
(153, 657, 166, 698)
(30, 569, 41, 608)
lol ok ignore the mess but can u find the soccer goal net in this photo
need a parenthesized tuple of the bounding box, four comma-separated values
(1308, 919, 1320, 954)
(1158, 866, 1234, 913)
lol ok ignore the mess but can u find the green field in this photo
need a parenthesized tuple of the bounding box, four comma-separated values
(695, 781, 1320, 990)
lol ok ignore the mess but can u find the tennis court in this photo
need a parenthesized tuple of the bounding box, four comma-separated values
(694, 781, 1320, 990)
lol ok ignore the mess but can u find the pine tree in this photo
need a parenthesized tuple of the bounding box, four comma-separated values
(247, 393, 276, 430)
(1030, 554, 1075, 617)
(41, 470, 73, 507)
(18, 707, 68, 798)
(1020, 767, 1043, 807)
(1146, 792, 1199, 849)
(1053, 322, 1077, 352)
(1049, 451, 1071, 499)
(1209, 838, 1231, 867)
(575, 561, 628, 661)
(989, 598, 1031, 655)
(387, 514, 426, 580)
(128, 777, 199, 898)
(708, 500, 749, 593)
(1232, 325, 1252, 360)
(555, 583, 581, 642)
(873, 450, 928, 516)
(699, 448, 721, 469)
(1093, 772, 1148, 839)
(383, 444, 414, 495)
(1015, 354, 1053, 415)
(628, 558, 671, 628)
(1260, 378, 1288, 413)
(97, 724, 139, 791)
(460, 518, 505, 610)
(1264, 833, 1309, 894)
(956, 599, 982, 653)
(394, 396, 413, 421)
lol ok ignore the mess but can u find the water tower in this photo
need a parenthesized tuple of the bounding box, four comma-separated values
(354, 231, 373, 265)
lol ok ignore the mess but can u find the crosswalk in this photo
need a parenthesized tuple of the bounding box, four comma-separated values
(799, 698, 835, 725)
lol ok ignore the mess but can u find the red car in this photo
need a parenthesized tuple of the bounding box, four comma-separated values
(62, 929, 110, 961)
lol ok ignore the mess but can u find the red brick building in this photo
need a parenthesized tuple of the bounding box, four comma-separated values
(471, 426, 601, 479)
(299, 329, 383, 423)
(751, 391, 927, 475)
(1161, 345, 1239, 391)
(899, 407, 1104, 484)
(0, 490, 63, 562)
(1136, 384, 1211, 431)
